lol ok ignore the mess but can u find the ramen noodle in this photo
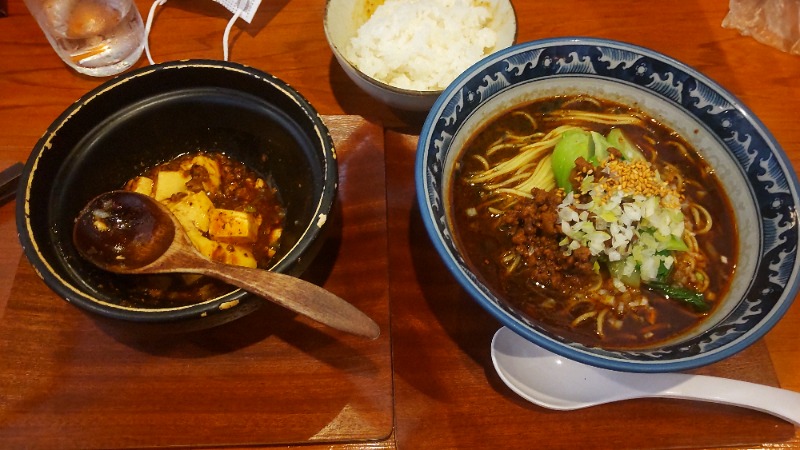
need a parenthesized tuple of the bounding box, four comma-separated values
(450, 95, 738, 348)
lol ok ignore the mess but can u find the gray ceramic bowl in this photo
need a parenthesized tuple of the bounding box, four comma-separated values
(416, 37, 800, 372)
(17, 60, 337, 331)
(324, 0, 517, 111)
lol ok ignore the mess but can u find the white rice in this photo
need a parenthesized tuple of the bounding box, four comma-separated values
(344, 0, 498, 91)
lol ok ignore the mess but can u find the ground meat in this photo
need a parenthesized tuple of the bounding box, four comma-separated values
(502, 187, 596, 298)
(570, 156, 595, 192)
(670, 250, 708, 292)
(185, 165, 209, 192)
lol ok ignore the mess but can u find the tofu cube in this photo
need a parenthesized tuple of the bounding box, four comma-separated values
(167, 191, 214, 233)
(197, 236, 259, 268)
(266, 227, 282, 258)
(267, 227, 282, 246)
(154, 171, 191, 201)
(208, 209, 260, 244)
(212, 244, 258, 268)
(181, 154, 221, 192)
(124, 176, 154, 196)
(184, 229, 218, 260)
(186, 219, 259, 269)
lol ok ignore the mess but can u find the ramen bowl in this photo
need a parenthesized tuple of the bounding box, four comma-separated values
(416, 37, 800, 372)
(17, 60, 337, 332)
(323, 0, 517, 111)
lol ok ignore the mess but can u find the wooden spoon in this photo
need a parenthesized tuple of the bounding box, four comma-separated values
(73, 190, 380, 339)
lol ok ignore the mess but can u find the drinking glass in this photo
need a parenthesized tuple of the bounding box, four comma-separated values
(23, 0, 145, 76)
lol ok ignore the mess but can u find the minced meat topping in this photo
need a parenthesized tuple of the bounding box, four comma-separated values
(502, 187, 595, 298)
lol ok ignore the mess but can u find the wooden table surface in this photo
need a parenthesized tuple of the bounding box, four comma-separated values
(1, 0, 799, 448)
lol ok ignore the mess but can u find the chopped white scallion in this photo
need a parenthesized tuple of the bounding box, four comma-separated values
(556, 162, 687, 285)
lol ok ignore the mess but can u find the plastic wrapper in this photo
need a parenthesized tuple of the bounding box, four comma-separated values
(144, 0, 262, 63)
(722, 0, 800, 55)
(215, 0, 261, 23)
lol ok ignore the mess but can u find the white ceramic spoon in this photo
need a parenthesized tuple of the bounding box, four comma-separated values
(491, 326, 800, 425)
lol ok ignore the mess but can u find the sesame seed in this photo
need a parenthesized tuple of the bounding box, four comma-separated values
(600, 159, 680, 207)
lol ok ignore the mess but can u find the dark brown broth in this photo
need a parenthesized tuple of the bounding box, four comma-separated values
(107, 152, 286, 308)
(450, 95, 738, 348)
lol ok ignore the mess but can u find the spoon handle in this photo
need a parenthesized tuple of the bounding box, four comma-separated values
(197, 263, 381, 339)
(0, 162, 22, 206)
(635, 372, 800, 425)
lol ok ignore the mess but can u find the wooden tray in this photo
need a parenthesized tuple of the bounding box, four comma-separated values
(384, 130, 796, 449)
(0, 116, 393, 449)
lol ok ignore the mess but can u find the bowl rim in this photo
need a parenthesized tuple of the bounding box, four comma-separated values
(322, 0, 519, 96)
(16, 59, 337, 323)
(415, 36, 800, 372)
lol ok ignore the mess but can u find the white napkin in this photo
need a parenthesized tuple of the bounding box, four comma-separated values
(215, 0, 262, 24)
(144, 0, 263, 64)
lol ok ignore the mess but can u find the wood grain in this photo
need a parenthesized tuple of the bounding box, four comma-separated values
(0, 116, 393, 449)
(0, 0, 799, 448)
(385, 131, 794, 450)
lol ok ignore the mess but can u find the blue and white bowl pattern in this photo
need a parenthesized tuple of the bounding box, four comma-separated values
(416, 37, 800, 372)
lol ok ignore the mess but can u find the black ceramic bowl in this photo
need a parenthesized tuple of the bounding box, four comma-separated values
(16, 60, 337, 330)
